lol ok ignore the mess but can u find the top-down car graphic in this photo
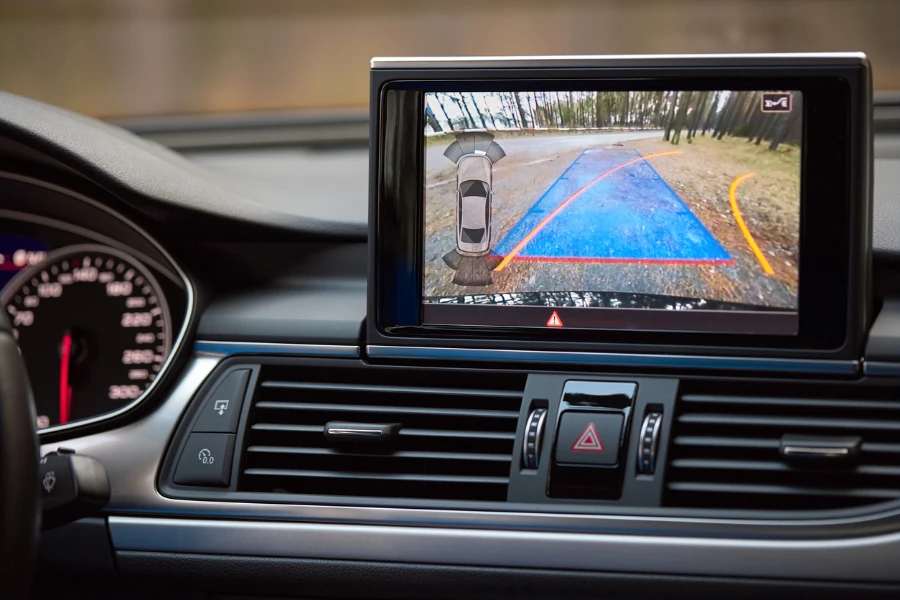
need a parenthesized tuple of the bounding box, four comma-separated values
(443, 132, 506, 257)
(456, 154, 493, 255)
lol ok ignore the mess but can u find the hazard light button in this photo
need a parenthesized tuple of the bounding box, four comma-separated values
(555, 412, 624, 466)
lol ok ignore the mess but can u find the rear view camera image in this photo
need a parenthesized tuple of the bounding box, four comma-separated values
(422, 90, 802, 333)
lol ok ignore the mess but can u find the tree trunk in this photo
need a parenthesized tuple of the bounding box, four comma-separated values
(715, 92, 740, 139)
(514, 93, 529, 128)
(433, 94, 455, 131)
(769, 109, 800, 151)
(505, 93, 521, 128)
(739, 93, 759, 131)
(650, 91, 662, 127)
(671, 91, 693, 144)
(525, 93, 537, 129)
(456, 96, 477, 129)
(663, 92, 678, 141)
(466, 93, 487, 128)
(688, 91, 709, 140)
(425, 104, 443, 132)
(754, 114, 778, 145)
(594, 92, 602, 128)
(701, 91, 720, 135)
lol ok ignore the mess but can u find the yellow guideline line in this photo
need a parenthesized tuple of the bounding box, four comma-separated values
(495, 150, 683, 272)
(728, 173, 774, 276)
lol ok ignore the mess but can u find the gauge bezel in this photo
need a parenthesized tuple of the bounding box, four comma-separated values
(0, 172, 195, 436)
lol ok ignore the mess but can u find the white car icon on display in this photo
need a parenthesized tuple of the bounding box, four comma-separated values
(440, 132, 506, 285)
(456, 154, 493, 255)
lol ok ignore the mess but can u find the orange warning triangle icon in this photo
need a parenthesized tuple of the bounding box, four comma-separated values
(571, 422, 604, 452)
(546, 311, 563, 327)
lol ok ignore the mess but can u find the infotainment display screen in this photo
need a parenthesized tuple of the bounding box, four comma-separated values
(421, 90, 802, 335)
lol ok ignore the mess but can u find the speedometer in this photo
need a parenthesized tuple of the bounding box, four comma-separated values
(1, 244, 172, 429)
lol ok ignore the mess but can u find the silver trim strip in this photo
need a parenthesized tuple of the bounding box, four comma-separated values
(0, 173, 195, 436)
(194, 340, 359, 358)
(326, 427, 383, 438)
(108, 516, 900, 582)
(864, 361, 900, 376)
(783, 446, 850, 458)
(371, 52, 867, 70)
(366, 346, 859, 375)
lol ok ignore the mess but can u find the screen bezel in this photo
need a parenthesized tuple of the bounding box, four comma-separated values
(371, 65, 869, 358)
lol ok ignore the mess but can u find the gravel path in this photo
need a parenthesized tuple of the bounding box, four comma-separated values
(423, 132, 799, 310)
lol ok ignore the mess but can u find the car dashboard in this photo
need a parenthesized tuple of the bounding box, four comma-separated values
(3, 83, 900, 600)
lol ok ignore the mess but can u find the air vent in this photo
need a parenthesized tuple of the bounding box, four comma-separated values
(238, 365, 525, 502)
(665, 389, 900, 511)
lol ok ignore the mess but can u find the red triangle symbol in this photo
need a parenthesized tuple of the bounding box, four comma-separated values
(547, 311, 563, 327)
(571, 422, 604, 452)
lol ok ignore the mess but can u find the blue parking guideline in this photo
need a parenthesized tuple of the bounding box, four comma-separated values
(493, 147, 732, 264)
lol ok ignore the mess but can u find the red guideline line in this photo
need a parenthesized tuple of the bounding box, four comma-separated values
(511, 256, 736, 266)
(494, 150, 684, 272)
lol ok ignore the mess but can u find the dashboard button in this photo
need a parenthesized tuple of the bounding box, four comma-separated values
(173, 433, 235, 487)
(192, 369, 250, 433)
(555, 412, 624, 466)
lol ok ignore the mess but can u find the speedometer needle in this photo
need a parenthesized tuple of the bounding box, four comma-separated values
(59, 332, 73, 424)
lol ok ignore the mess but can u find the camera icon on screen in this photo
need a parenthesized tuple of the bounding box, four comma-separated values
(761, 92, 792, 113)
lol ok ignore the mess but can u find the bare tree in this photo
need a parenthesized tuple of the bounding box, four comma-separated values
(425, 103, 443, 132)
(525, 93, 537, 128)
(432, 94, 455, 131)
(701, 91, 720, 135)
(671, 91, 693, 144)
(715, 92, 741, 139)
(663, 92, 678, 141)
(514, 93, 529, 128)
(687, 91, 710, 141)
(466, 93, 488, 128)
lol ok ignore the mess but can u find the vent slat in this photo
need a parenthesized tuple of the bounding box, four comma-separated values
(261, 381, 522, 398)
(250, 423, 516, 440)
(254, 401, 519, 419)
(240, 365, 524, 502)
(666, 389, 900, 512)
(671, 458, 900, 477)
(667, 481, 900, 500)
(400, 429, 516, 440)
(673, 436, 780, 449)
(863, 443, 900, 455)
(677, 414, 900, 432)
(252, 423, 323, 433)
(247, 445, 512, 462)
(680, 394, 900, 412)
(243, 468, 509, 485)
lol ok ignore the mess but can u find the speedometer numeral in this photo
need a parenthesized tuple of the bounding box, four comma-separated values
(13, 311, 34, 326)
(122, 349, 156, 364)
(106, 281, 133, 296)
(121, 312, 154, 327)
(128, 369, 150, 381)
(37, 282, 63, 298)
(125, 296, 146, 308)
(108, 385, 142, 400)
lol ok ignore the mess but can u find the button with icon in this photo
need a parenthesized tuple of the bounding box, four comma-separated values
(192, 369, 250, 434)
(173, 433, 235, 487)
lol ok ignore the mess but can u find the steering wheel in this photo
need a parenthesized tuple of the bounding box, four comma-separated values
(0, 311, 40, 597)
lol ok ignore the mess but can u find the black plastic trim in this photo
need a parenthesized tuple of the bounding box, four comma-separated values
(114, 551, 900, 599)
